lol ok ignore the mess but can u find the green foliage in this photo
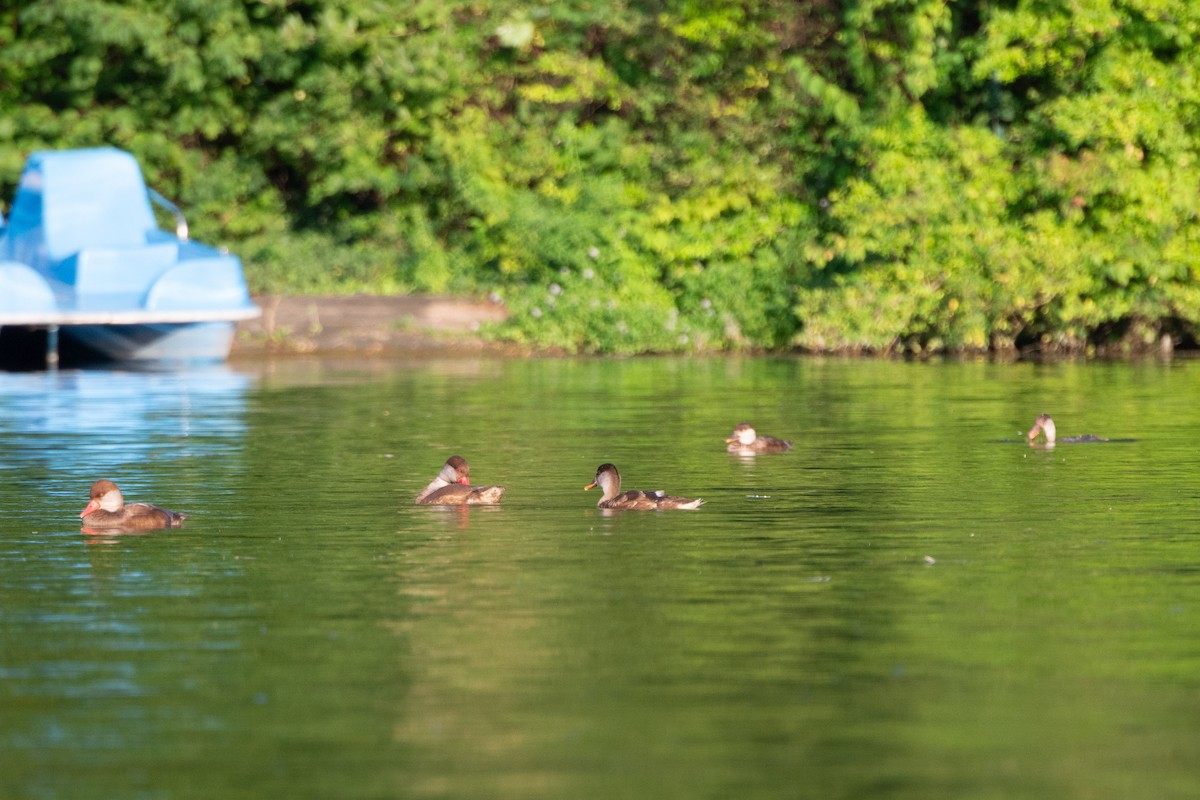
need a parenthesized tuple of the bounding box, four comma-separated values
(240, 231, 413, 296)
(3, 0, 1200, 353)
(796, 0, 1200, 353)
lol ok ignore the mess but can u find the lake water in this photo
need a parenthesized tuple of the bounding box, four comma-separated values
(2, 355, 1199, 799)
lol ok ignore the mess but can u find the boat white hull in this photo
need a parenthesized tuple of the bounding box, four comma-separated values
(61, 321, 237, 364)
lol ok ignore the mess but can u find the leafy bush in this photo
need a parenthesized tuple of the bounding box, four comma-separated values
(3, 0, 1200, 354)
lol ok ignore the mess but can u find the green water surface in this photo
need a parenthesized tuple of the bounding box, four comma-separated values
(2, 356, 1199, 799)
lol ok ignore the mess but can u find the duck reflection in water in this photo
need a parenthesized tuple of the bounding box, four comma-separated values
(1026, 414, 1110, 447)
(415, 455, 506, 505)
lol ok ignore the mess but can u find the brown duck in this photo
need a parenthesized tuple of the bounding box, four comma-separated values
(79, 479, 186, 530)
(584, 463, 704, 510)
(725, 422, 792, 454)
(415, 455, 506, 505)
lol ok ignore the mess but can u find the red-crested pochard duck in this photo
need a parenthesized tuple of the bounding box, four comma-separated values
(1026, 414, 1108, 446)
(584, 463, 704, 510)
(80, 479, 186, 530)
(415, 455, 506, 505)
(725, 422, 792, 454)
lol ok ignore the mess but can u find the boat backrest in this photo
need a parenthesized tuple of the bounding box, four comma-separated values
(4, 147, 161, 269)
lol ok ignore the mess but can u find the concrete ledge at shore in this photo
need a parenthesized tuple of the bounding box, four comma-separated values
(232, 294, 510, 356)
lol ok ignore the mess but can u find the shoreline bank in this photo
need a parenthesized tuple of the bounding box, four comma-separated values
(231, 294, 514, 358)
(230, 294, 1192, 361)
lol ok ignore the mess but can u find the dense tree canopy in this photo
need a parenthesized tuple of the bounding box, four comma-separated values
(2, 0, 1199, 354)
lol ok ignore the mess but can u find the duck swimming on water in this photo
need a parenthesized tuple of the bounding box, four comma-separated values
(415, 455, 506, 505)
(725, 422, 792, 454)
(80, 480, 186, 530)
(584, 463, 704, 510)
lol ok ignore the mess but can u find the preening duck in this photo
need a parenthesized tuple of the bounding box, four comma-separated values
(725, 422, 792, 454)
(415, 455, 506, 505)
(1026, 414, 1108, 446)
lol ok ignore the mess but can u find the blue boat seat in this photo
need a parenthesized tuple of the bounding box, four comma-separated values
(56, 241, 180, 306)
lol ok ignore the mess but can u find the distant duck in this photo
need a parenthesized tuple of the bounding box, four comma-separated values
(80, 479, 186, 530)
(584, 463, 704, 510)
(1026, 414, 1108, 445)
(725, 422, 792, 454)
(415, 455, 506, 505)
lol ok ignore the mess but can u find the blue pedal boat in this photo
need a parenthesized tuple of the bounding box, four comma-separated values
(0, 147, 259, 366)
